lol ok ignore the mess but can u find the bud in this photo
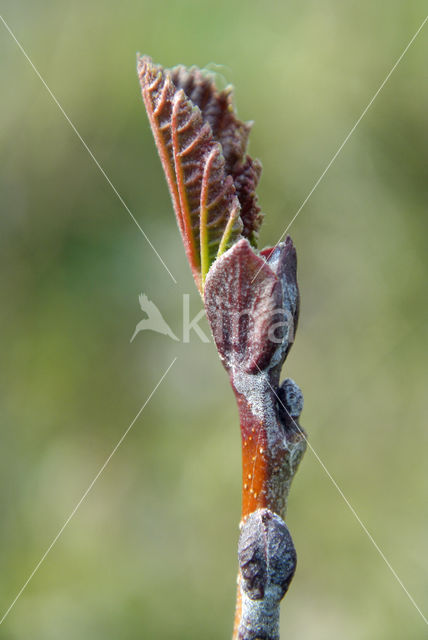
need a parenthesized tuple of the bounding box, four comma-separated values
(204, 238, 300, 376)
(238, 509, 297, 603)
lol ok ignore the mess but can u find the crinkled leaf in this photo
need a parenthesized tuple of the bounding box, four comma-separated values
(204, 239, 284, 374)
(138, 56, 243, 292)
(171, 65, 264, 247)
(233, 156, 263, 246)
(170, 65, 251, 172)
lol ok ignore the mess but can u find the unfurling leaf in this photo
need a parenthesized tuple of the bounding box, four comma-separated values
(170, 65, 263, 247)
(138, 56, 263, 292)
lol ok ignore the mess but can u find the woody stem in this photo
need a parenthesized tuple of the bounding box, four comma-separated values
(230, 370, 305, 640)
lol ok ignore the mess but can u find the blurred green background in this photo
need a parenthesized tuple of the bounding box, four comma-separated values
(1, 1, 427, 638)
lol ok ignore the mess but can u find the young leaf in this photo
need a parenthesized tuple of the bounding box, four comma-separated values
(170, 65, 263, 247)
(138, 57, 264, 291)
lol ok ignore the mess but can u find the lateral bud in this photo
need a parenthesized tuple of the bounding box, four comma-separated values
(239, 508, 296, 602)
(277, 377, 304, 428)
(237, 509, 297, 640)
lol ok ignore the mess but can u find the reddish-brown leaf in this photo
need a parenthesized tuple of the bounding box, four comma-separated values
(170, 65, 264, 247)
(138, 56, 243, 291)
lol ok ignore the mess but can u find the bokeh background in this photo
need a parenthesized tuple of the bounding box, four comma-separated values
(1, 1, 427, 638)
